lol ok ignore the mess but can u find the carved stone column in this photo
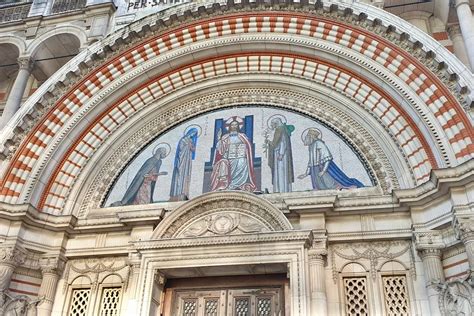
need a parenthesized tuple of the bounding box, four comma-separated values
(448, 25, 471, 69)
(308, 249, 327, 316)
(0, 245, 26, 314)
(415, 232, 445, 316)
(454, 0, 474, 69)
(0, 57, 34, 129)
(37, 257, 64, 316)
(453, 215, 474, 280)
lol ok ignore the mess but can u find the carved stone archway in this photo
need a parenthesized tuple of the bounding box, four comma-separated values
(152, 191, 294, 239)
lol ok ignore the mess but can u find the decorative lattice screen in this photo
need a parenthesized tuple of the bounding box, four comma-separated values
(183, 299, 197, 316)
(257, 297, 272, 316)
(69, 288, 91, 316)
(205, 299, 218, 316)
(235, 298, 250, 316)
(382, 275, 410, 315)
(343, 277, 369, 316)
(99, 287, 122, 316)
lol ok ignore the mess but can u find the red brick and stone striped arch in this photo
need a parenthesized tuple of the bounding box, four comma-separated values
(0, 9, 472, 214)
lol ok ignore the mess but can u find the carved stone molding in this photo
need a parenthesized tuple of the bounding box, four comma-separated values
(330, 240, 415, 282)
(152, 191, 293, 239)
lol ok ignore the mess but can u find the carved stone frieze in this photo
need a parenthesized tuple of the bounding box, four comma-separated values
(330, 240, 415, 282)
(62, 257, 130, 293)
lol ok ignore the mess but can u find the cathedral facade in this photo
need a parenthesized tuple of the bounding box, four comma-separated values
(0, 0, 473, 315)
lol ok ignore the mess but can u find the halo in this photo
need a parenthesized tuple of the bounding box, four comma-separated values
(184, 124, 202, 137)
(301, 128, 322, 143)
(153, 142, 171, 157)
(266, 114, 287, 129)
(224, 116, 244, 129)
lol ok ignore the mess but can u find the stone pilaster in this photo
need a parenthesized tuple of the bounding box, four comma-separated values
(37, 256, 64, 316)
(0, 56, 35, 128)
(125, 252, 142, 314)
(415, 232, 445, 316)
(0, 245, 27, 314)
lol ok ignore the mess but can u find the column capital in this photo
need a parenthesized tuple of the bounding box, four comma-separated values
(414, 231, 445, 248)
(0, 245, 27, 267)
(308, 249, 328, 261)
(39, 256, 65, 275)
(454, 0, 470, 8)
(17, 56, 35, 71)
(414, 231, 445, 256)
(448, 24, 463, 37)
(127, 251, 142, 266)
(308, 237, 327, 261)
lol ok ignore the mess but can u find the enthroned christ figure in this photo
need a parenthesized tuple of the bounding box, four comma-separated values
(210, 118, 257, 192)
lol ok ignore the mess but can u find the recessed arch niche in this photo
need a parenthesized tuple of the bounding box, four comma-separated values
(103, 105, 375, 207)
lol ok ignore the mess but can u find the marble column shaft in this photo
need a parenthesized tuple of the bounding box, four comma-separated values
(37, 270, 60, 316)
(448, 25, 471, 69)
(308, 252, 327, 316)
(0, 57, 34, 129)
(419, 248, 444, 316)
(455, 0, 474, 69)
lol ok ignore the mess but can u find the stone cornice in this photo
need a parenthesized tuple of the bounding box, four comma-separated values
(133, 230, 313, 250)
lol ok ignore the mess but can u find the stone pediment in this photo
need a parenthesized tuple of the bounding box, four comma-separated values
(151, 191, 293, 239)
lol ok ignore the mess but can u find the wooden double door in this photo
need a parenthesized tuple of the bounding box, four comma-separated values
(172, 287, 282, 316)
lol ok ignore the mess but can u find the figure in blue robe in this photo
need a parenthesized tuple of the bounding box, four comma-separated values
(169, 128, 199, 201)
(298, 128, 364, 190)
